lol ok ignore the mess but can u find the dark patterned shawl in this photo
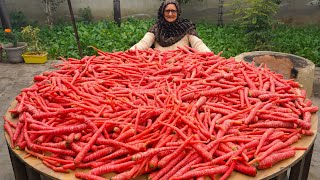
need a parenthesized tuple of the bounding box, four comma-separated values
(148, 0, 199, 47)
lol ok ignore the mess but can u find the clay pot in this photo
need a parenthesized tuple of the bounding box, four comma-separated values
(2, 42, 27, 63)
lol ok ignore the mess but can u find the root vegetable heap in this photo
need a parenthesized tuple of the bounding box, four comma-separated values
(4, 47, 318, 180)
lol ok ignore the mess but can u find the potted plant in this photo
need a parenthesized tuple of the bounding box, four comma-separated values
(21, 25, 48, 64)
(2, 28, 27, 63)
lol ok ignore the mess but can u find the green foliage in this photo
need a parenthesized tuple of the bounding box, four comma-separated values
(271, 25, 320, 66)
(227, 0, 279, 50)
(3, 29, 18, 47)
(9, 11, 28, 29)
(197, 23, 249, 58)
(38, 19, 154, 59)
(21, 26, 44, 54)
(78, 7, 93, 23)
(30, 19, 319, 66)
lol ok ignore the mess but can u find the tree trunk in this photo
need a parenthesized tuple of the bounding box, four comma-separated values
(0, 0, 12, 29)
(217, 0, 224, 27)
(48, 1, 53, 28)
(113, 0, 121, 27)
(43, 0, 53, 28)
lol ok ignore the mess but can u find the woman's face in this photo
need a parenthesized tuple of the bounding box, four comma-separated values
(164, 4, 178, 23)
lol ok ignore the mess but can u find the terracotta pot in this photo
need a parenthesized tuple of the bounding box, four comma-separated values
(2, 42, 27, 63)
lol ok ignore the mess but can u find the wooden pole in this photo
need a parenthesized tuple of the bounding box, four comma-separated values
(113, 0, 121, 27)
(66, 0, 83, 57)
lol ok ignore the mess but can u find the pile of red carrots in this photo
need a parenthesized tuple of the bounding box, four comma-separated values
(3, 47, 318, 180)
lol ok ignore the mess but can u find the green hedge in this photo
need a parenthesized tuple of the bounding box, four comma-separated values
(1, 19, 319, 66)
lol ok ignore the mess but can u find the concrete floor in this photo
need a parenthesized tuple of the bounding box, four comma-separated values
(0, 60, 319, 180)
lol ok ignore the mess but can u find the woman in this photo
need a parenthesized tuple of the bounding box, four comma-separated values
(130, 0, 211, 52)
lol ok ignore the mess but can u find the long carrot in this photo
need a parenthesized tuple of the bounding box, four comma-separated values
(220, 161, 236, 180)
(4, 123, 14, 148)
(171, 165, 229, 180)
(158, 135, 193, 168)
(74, 121, 108, 164)
(257, 150, 295, 169)
(75, 172, 106, 180)
(28, 124, 88, 135)
(234, 162, 257, 177)
(90, 161, 138, 176)
(255, 128, 274, 155)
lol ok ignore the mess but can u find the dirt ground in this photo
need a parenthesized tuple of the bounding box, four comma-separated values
(0, 61, 319, 180)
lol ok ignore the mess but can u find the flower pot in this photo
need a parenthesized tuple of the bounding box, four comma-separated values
(22, 52, 48, 64)
(2, 42, 27, 63)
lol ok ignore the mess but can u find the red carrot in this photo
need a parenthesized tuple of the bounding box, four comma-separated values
(149, 155, 159, 169)
(132, 147, 176, 161)
(13, 120, 24, 143)
(152, 151, 186, 179)
(28, 124, 88, 135)
(227, 140, 259, 165)
(257, 150, 295, 169)
(74, 121, 108, 164)
(249, 121, 294, 129)
(250, 141, 285, 165)
(90, 161, 138, 176)
(255, 128, 274, 155)
(3, 116, 17, 128)
(234, 162, 257, 177)
(241, 68, 257, 90)
(158, 135, 193, 168)
(75, 172, 106, 180)
(82, 146, 114, 163)
(4, 123, 14, 148)
(220, 161, 236, 180)
(111, 164, 140, 180)
(171, 165, 228, 180)
(244, 102, 263, 124)
(95, 138, 139, 152)
(201, 86, 243, 97)
(301, 106, 318, 113)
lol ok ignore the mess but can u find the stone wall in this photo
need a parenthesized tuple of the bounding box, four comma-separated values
(4, 0, 320, 25)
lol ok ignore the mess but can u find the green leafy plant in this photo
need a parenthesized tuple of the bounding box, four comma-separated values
(34, 19, 319, 66)
(78, 6, 93, 23)
(227, 0, 279, 50)
(21, 25, 44, 54)
(3, 28, 18, 47)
